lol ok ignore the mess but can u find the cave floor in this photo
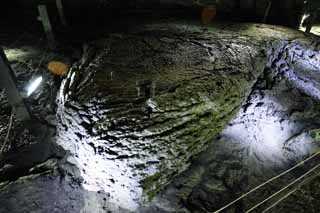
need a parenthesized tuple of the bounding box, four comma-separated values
(1, 21, 320, 213)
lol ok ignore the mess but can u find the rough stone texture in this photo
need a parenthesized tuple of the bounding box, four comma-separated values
(0, 159, 82, 213)
(142, 25, 320, 212)
(1, 21, 320, 213)
(57, 22, 268, 209)
(0, 158, 112, 213)
(0, 42, 112, 213)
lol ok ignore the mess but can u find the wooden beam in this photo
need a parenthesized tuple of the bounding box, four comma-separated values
(38, 5, 55, 47)
(56, 0, 68, 27)
(262, 0, 272, 23)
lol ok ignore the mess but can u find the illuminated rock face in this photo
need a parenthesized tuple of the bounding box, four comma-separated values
(144, 27, 320, 213)
(2, 22, 320, 213)
(57, 22, 268, 209)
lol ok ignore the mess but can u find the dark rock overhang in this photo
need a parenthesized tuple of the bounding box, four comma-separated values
(2, 0, 305, 28)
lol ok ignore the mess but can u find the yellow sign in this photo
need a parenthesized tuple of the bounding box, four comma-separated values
(47, 61, 69, 76)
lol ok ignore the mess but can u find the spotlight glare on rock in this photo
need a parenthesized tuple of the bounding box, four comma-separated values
(27, 76, 43, 97)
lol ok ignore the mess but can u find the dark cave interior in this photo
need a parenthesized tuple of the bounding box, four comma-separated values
(0, 0, 308, 41)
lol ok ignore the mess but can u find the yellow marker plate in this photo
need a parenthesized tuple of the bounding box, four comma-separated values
(47, 61, 69, 76)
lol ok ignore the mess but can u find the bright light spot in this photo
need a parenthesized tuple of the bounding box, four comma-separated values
(299, 13, 310, 31)
(221, 93, 316, 169)
(4, 48, 37, 61)
(27, 76, 43, 97)
(299, 14, 320, 36)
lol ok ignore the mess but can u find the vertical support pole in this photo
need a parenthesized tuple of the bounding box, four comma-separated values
(38, 5, 55, 47)
(0, 48, 31, 121)
(262, 0, 272, 23)
(56, 0, 68, 27)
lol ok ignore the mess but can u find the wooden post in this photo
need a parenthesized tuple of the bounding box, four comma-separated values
(38, 5, 55, 47)
(56, 0, 68, 27)
(0, 48, 31, 121)
(262, 0, 272, 23)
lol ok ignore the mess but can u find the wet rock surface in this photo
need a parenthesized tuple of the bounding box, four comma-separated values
(1, 22, 320, 213)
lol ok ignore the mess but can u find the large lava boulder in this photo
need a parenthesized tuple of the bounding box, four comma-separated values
(57, 22, 269, 209)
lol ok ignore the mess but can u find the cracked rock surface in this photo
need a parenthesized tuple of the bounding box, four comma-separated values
(57, 22, 270, 209)
(144, 25, 320, 212)
(1, 21, 320, 213)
